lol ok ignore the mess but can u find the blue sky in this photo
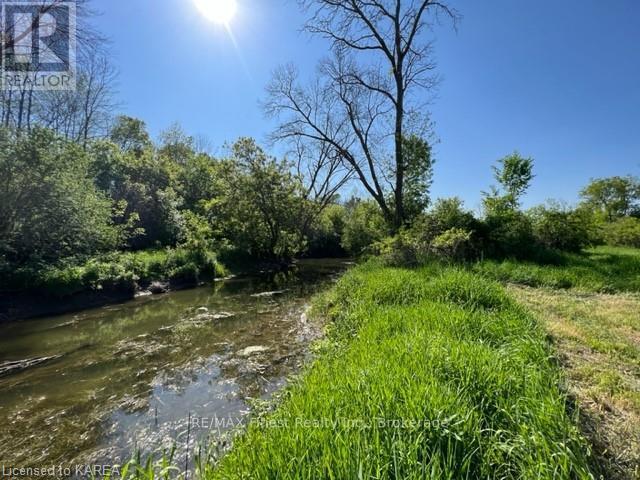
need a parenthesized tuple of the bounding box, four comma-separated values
(93, 0, 640, 211)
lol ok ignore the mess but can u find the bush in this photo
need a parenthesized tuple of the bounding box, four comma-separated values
(370, 231, 420, 267)
(430, 228, 474, 261)
(82, 260, 139, 293)
(341, 200, 388, 256)
(602, 217, 640, 248)
(483, 209, 536, 259)
(39, 266, 86, 297)
(414, 197, 479, 242)
(528, 204, 596, 252)
(0, 129, 122, 267)
(306, 204, 347, 257)
(167, 262, 200, 285)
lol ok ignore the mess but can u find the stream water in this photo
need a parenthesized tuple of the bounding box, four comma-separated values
(0, 259, 350, 477)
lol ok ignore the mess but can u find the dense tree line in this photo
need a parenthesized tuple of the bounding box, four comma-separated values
(1, 115, 638, 281)
(0, 118, 346, 274)
(2, 0, 638, 292)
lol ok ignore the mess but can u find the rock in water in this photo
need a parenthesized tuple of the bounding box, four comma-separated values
(250, 290, 288, 298)
(238, 346, 269, 357)
(149, 282, 170, 294)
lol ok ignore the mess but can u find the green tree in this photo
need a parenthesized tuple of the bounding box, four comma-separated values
(580, 176, 640, 221)
(178, 154, 221, 212)
(109, 116, 152, 156)
(602, 217, 640, 247)
(158, 122, 195, 165)
(341, 200, 388, 256)
(396, 135, 435, 225)
(488, 152, 535, 210)
(0, 129, 121, 266)
(306, 203, 348, 257)
(482, 153, 536, 258)
(207, 138, 307, 260)
(89, 140, 184, 249)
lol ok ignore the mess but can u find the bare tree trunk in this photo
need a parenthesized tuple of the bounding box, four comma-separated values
(266, 0, 457, 231)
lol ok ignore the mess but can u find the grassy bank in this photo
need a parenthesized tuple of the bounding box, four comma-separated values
(201, 261, 594, 479)
(2, 248, 227, 298)
(473, 246, 640, 293)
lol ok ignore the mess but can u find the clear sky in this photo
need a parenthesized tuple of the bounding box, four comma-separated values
(92, 0, 640, 211)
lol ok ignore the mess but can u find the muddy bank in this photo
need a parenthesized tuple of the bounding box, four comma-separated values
(0, 260, 307, 323)
(0, 279, 196, 323)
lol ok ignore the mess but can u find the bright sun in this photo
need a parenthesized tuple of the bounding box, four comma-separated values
(194, 0, 237, 25)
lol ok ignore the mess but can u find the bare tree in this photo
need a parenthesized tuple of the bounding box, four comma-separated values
(0, 0, 117, 141)
(290, 135, 354, 233)
(266, 0, 458, 229)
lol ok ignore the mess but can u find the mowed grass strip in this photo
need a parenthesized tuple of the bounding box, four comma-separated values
(511, 285, 640, 480)
(473, 246, 640, 293)
(207, 262, 594, 479)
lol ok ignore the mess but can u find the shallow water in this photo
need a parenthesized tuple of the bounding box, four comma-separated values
(0, 259, 349, 476)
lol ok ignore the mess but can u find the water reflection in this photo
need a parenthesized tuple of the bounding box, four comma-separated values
(0, 259, 349, 472)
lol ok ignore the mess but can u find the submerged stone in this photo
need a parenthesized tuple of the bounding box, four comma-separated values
(237, 345, 270, 357)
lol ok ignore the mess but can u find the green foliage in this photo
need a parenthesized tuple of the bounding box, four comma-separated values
(109, 116, 153, 156)
(206, 138, 307, 260)
(178, 154, 221, 212)
(90, 139, 184, 249)
(158, 122, 195, 165)
(3, 247, 225, 298)
(306, 204, 348, 257)
(413, 197, 479, 242)
(480, 154, 538, 258)
(483, 209, 536, 258)
(208, 263, 594, 479)
(398, 134, 435, 224)
(528, 203, 597, 253)
(341, 199, 389, 256)
(489, 152, 535, 209)
(0, 128, 122, 266)
(601, 217, 640, 248)
(430, 227, 474, 261)
(580, 176, 640, 221)
(369, 230, 420, 267)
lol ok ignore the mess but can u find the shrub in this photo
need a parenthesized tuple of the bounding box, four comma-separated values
(39, 266, 86, 297)
(341, 200, 388, 256)
(82, 260, 138, 292)
(528, 204, 596, 252)
(414, 197, 479, 242)
(168, 262, 200, 285)
(602, 217, 640, 248)
(306, 204, 347, 257)
(430, 227, 473, 261)
(370, 231, 420, 267)
(483, 209, 536, 259)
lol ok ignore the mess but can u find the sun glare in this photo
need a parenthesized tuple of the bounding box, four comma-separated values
(194, 0, 238, 25)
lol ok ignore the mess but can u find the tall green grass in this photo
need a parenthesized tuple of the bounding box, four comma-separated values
(202, 261, 594, 479)
(473, 246, 640, 293)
